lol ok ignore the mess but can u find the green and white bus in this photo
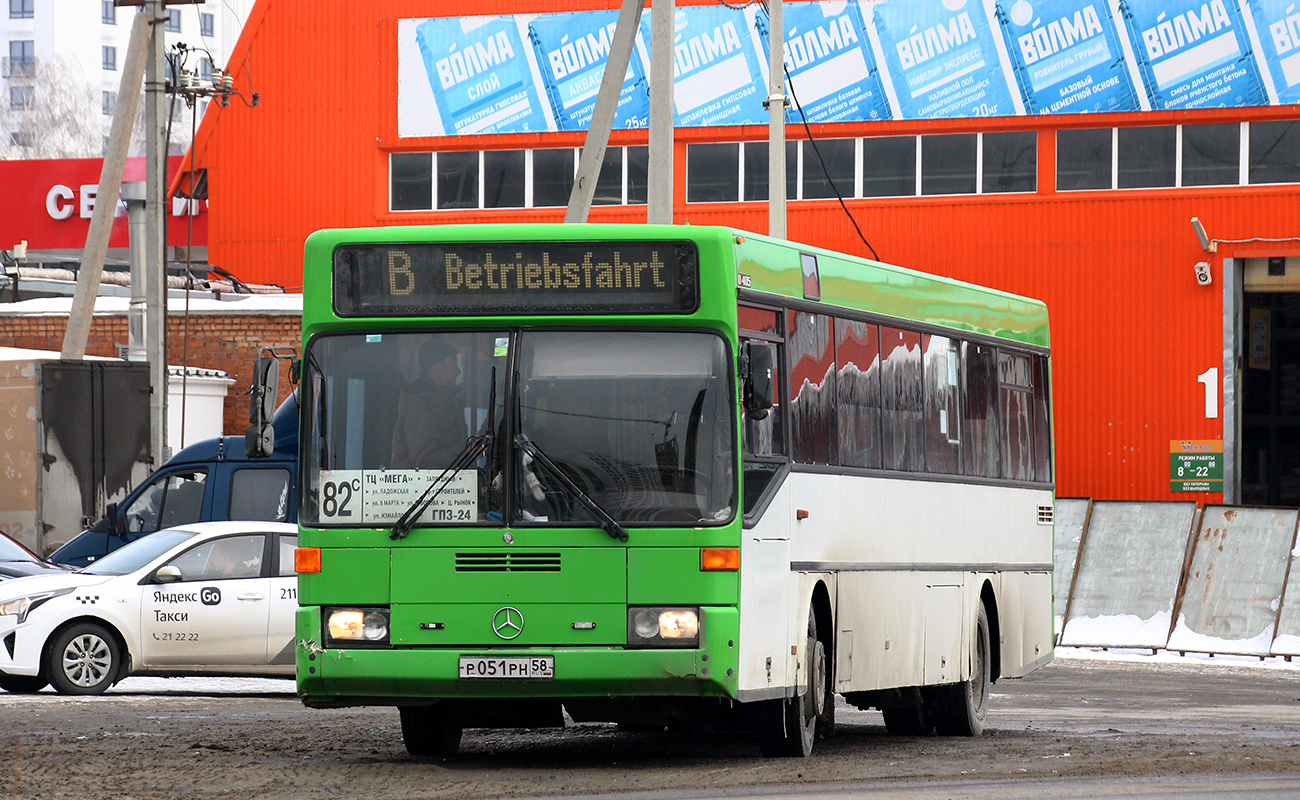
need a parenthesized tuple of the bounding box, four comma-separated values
(286, 223, 1054, 757)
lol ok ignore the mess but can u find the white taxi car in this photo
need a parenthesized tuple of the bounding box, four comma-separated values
(0, 521, 299, 695)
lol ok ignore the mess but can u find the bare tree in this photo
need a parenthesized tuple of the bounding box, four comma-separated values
(0, 54, 197, 160)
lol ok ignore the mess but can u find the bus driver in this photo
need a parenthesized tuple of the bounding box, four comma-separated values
(391, 339, 468, 469)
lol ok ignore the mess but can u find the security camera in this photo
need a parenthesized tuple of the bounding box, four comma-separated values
(1194, 261, 1212, 286)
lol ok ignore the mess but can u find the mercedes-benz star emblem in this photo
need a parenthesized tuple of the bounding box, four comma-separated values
(492, 606, 524, 640)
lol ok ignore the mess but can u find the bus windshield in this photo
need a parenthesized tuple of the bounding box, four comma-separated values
(303, 330, 735, 528)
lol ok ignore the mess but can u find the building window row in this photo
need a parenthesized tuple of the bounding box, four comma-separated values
(102, 1, 114, 25)
(9, 0, 32, 20)
(102, 90, 115, 116)
(1057, 121, 1300, 190)
(165, 8, 181, 33)
(689, 132, 1038, 204)
(200, 12, 214, 38)
(102, 45, 115, 72)
(391, 147, 649, 212)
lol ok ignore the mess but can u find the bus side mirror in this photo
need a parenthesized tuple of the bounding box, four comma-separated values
(742, 342, 775, 420)
(245, 357, 279, 458)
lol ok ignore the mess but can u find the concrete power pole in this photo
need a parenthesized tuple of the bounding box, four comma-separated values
(767, 0, 787, 240)
(61, 11, 151, 359)
(647, 0, 675, 224)
(145, 0, 169, 463)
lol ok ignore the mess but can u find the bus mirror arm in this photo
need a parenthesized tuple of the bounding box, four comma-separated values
(514, 434, 629, 542)
(741, 342, 775, 420)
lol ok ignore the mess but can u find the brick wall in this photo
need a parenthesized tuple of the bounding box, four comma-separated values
(0, 311, 301, 436)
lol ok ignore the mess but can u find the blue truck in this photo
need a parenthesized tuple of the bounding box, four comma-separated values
(47, 393, 299, 568)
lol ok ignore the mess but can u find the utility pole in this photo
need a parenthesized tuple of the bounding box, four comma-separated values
(61, 11, 150, 359)
(145, 0, 169, 463)
(647, 0, 675, 224)
(767, 0, 787, 240)
(565, 0, 644, 223)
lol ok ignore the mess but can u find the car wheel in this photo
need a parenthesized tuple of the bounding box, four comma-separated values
(0, 672, 48, 693)
(399, 706, 462, 756)
(46, 622, 121, 695)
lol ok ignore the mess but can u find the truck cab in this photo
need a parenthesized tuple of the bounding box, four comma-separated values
(47, 394, 299, 568)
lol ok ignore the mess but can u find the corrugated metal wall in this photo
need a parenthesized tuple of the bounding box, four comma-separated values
(193, 0, 1300, 501)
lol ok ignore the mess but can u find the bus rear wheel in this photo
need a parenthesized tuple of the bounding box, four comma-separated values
(759, 611, 825, 757)
(882, 703, 933, 736)
(925, 602, 991, 736)
(399, 706, 462, 756)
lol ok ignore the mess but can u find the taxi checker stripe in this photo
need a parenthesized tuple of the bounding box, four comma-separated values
(492, 606, 523, 639)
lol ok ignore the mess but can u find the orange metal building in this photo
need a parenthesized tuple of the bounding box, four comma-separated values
(185, 0, 1300, 503)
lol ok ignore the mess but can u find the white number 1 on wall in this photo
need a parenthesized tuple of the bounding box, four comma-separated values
(1198, 368, 1218, 419)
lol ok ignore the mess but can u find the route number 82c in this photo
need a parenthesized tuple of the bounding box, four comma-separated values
(322, 478, 360, 517)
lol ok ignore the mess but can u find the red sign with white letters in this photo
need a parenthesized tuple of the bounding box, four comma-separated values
(0, 156, 207, 250)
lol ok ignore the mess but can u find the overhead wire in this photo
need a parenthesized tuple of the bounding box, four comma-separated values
(783, 61, 880, 261)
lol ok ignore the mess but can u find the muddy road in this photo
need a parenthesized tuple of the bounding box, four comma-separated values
(2, 655, 1299, 799)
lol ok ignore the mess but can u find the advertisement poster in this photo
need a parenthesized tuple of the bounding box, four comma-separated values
(652, 5, 770, 127)
(869, 0, 1021, 118)
(410, 16, 554, 136)
(396, 2, 1293, 137)
(529, 10, 650, 131)
(1245, 0, 1300, 103)
(758, 1, 892, 122)
(1118, 0, 1267, 109)
(995, 0, 1141, 113)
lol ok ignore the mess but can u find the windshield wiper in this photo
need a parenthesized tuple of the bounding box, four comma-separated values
(514, 433, 628, 542)
(389, 434, 490, 540)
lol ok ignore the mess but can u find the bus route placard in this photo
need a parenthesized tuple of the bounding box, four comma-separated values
(333, 241, 699, 317)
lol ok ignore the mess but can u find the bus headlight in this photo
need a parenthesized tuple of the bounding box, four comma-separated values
(325, 607, 390, 647)
(627, 606, 699, 648)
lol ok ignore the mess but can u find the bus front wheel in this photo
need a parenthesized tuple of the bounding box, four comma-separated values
(399, 705, 462, 756)
(759, 611, 826, 757)
(924, 602, 991, 736)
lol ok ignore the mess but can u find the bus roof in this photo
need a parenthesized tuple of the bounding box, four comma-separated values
(304, 223, 1049, 349)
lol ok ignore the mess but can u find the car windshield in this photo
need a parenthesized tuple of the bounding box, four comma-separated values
(0, 535, 39, 563)
(80, 529, 197, 576)
(303, 330, 736, 527)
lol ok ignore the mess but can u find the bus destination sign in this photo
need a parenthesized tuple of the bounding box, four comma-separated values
(333, 241, 699, 316)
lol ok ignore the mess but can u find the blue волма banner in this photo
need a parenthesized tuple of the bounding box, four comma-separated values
(396, 1, 1295, 138)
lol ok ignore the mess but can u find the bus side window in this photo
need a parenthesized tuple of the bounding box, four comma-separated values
(962, 343, 1002, 478)
(881, 327, 924, 472)
(1033, 355, 1052, 482)
(999, 352, 1035, 481)
(742, 341, 784, 458)
(924, 335, 962, 474)
(835, 318, 882, 469)
(786, 310, 837, 465)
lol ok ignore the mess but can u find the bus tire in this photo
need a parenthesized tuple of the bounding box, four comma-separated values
(46, 622, 121, 695)
(926, 602, 991, 736)
(881, 703, 933, 736)
(399, 706, 462, 756)
(759, 611, 824, 757)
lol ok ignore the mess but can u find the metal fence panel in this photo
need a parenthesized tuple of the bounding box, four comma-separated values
(1059, 501, 1196, 649)
(1274, 536, 1300, 656)
(1168, 506, 1298, 656)
(1053, 498, 1090, 636)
